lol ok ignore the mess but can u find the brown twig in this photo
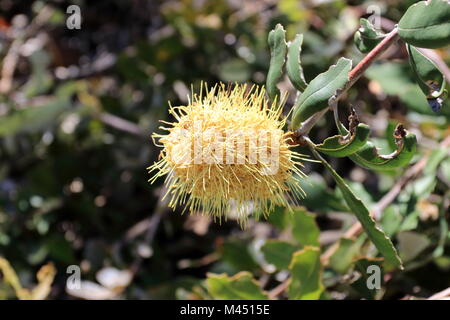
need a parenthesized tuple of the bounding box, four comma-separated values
(428, 287, 450, 300)
(347, 28, 399, 89)
(0, 38, 22, 94)
(98, 112, 147, 139)
(268, 279, 290, 300)
(126, 186, 169, 276)
(0, 6, 54, 95)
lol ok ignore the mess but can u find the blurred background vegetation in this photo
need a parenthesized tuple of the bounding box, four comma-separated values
(0, 0, 449, 300)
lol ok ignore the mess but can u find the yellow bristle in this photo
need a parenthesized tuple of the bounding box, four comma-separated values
(148, 83, 307, 226)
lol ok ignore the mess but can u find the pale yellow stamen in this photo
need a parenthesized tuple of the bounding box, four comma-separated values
(148, 83, 307, 226)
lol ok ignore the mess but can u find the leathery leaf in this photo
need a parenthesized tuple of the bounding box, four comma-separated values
(266, 24, 287, 102)
(314, 123, 370, 157)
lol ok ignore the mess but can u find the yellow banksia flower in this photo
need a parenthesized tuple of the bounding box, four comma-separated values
(148, 83, 306, 225)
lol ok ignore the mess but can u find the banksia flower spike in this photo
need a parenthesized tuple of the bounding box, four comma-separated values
(148, 83, 307, 226)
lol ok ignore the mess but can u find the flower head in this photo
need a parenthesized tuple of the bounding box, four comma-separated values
(148, 83, 306, 225)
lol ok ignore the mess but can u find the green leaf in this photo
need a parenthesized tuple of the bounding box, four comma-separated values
(291, 57, 352, 129)
(354, 18, 385, 53)
(424, 147, 449, 175)
(288, 246, 323, 300)
(413, 175, 437, 197)
(261, 240, 297, 270)
(441, 158, 450, 182)
(266, 206, 289, 230)
(0, 97, 71, 137)
(310, 148, 403, 269)
(266, 24, 287, 102)
(277, 0, 310, 22)
(407, 45, 446, 98)
(22, 50, 53, 97)
(433, 210, 449, 258)
(314, 123, 370, 157)
(407, 45, 447, 112)
(380, 205, 403, 236)
(291, 208, 320, 247)
(400, 210, 421, 232)
(297, 173, 349, 212)
(206, 272, 269, 300)
(337, 120, 417, 171)
(435, 256, 450, 270)
(348, 125, 417, 171)
(218, 58, 251, 82)
(221, 239, 259, 272)
(365, 62, 450, 116)
(330, 236, 366, 273)
(385, 121, 399, 152)
(398, 0, 450, 48)
(46, 234, 76, 264)
(397, 231, 431, 262)
(344, 180, 374, 206)
(287, 34, 308, 91)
